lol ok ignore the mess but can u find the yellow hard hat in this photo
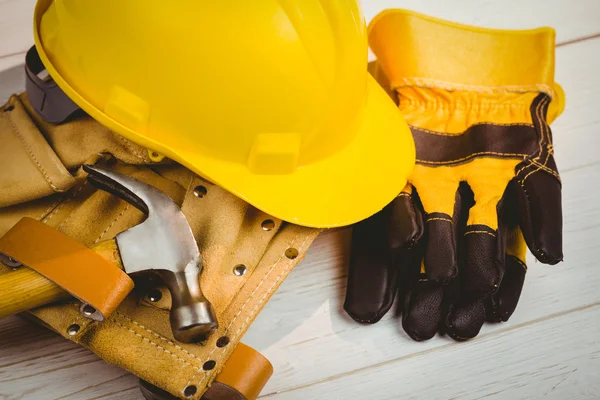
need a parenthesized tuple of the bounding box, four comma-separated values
(33, 0, 415, 228)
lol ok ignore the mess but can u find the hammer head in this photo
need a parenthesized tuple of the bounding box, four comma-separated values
(83, 165, 217, 343)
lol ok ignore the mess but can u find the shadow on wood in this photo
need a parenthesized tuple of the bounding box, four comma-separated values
(0, 62, 25, 101)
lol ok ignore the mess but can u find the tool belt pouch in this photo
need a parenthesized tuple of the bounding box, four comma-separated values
(0, 93, 320, 399)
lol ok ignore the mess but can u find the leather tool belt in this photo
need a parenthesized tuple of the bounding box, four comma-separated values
(0, 92, 320, 399)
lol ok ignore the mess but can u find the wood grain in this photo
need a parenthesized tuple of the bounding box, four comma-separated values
(0, 317, 138, 400)
(0, 1, 599, 400)
(264, 304, 600, 400)
(0, 0, 36, 58)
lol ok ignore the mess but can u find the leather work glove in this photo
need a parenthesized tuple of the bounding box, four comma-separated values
(344, 9, 565, 341)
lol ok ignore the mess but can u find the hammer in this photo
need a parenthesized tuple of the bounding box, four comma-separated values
(0, 165, 217, 343)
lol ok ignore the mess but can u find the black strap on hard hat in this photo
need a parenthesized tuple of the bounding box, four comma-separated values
(25, 45, 82, 124)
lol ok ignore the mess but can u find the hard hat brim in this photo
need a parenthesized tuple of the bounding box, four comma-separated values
(34, 3, 415, 228)
(173, 75, 416, 228)
(38, 55, 415, 228)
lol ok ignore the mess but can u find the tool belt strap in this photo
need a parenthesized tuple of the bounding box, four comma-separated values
(0, 217, 134, 320)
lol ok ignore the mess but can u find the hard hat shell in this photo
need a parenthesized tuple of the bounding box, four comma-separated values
(33, 0, 415, 228)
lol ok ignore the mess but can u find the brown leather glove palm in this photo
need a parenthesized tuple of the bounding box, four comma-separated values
(344, 9, 565, 341)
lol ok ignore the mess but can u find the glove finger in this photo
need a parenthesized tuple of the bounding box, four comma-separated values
(391, 191, 432, 340)
(392, 186, 427, 319)
(344, 186, 423, 323)
(486, 229, 528, 323)
(442, 184, 486, 341)
(485, 255, 527, 322)
(402, 270, 445, 341)
(444, 295, 486, 341)
(388, 185, 425, 252)
(515, 161, 563, 264)
(412, 173, 461, 284)
(463, 223, 504, 298)
(462, 176, 513, 298)
(514, 94, 563, 264)
(402, 182, 468, 341)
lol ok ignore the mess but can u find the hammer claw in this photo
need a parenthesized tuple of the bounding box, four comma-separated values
(83, 165, 218, 342)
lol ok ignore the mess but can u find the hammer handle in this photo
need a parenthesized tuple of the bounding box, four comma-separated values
(0, 268, 70, 318)
(0, 241, 121, 319)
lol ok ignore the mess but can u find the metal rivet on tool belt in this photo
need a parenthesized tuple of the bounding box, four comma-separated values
(184, 386, 197, 397)
(193, 185, 208, 198)
(233, 264, 247, 276)
(1, 256, 22, 269)
(285, 248, 299, 260)
(67, 324, 80, 336)
(261, 219, 275, 231)
(82, 305, 97, 317)
(147, 289, 162, 302)
(203, 360, 216, 371)
(216, 336, 230, 348)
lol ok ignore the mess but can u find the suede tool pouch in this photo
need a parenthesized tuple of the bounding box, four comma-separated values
(0, 93, 320, 399)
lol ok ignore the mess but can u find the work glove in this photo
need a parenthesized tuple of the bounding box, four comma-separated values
(344, 9, 565, 341)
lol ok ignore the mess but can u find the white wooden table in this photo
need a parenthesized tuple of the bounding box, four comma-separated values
(1, 1, 599, 399)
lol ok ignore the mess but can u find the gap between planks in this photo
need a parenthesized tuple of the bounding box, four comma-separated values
(557, 32, 600, 47)
(0, 50, 26, 60)
(259, 301, 600, 398)
(52, 373, 135, 400)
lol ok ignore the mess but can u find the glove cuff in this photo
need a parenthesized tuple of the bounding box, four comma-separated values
(368, 9, 559, 97)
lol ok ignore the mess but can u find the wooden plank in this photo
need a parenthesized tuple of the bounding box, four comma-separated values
(244, 37, 600, 395)
(0, 0, 36, 58)
(55, 375, 139, 400)
(0, 55, 24, 100)
(0, 317, 139, 400)
(362, 0, 600, 45)
(85, 387, 142, 400)
(552, 38, 600, 173)
(263, 304, 600, 400)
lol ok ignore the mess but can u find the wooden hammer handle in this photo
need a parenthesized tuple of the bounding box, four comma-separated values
(0, 241, 122, 319)
(0, 268, 70, 318)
